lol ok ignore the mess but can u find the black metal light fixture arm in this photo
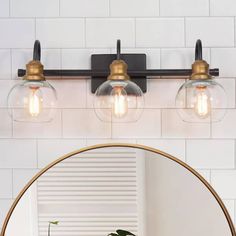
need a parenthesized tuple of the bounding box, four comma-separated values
(33, 40, 41, 61)
(195, 39, 202, 61)
(18, 68, 219, 78)
(117, 39, 121, 60)
(18, 39, 219, 79)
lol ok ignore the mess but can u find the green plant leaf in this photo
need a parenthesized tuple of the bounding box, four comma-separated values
(49, 221, 59, 225)
(108, 233, 119, 236)
(116, 229, 136, 236)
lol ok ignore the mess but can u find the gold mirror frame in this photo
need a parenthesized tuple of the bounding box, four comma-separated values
(1, 143, 235, 236)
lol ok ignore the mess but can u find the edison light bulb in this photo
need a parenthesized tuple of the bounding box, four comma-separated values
(194, 86, 211, 118)
(28, 87, 42, 117)
(111, 86, 128, 118)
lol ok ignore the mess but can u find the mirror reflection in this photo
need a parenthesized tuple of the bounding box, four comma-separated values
(4, 147, 232, 236)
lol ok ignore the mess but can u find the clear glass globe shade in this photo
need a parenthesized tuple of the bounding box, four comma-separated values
(94, 80, 144, 122)
(175, 79, 227, 123)
(7, 80, 57, 122)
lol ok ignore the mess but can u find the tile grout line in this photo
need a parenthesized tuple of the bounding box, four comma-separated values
(209, 169, 212, 185)
(36, 139, 39, 169)
(1, 16, 236, 19)
(59, 46, 63, 138)
(234, 17, 236, 48)
(11, 168, 13, 198)
(208, 0, 211, 16)
(234, 17, 236, 47)
(109, 0, 111, 17)
(1, 137, 236, 141)
(234, 139, 236, 169)
(158, 0, 161, 16)
(59, 0, 61, 17)
(61, 108, 64, 138)
(234, 199, 236, 223)
(134, 18, 137, 48)
(2, 46, 236, 50)
(184, 17, 186, 47)
(84, 18, 87, 48)
(235, 77, 236, 108)
(209, 47, 212, 139)
(185, 139, 187, 163)
(8, 0, 11, 17)
(10, 48, 13, 80)
(34, 17, 36, 41)
(11, 114, 14, 137)
(160, 109, 163, 137)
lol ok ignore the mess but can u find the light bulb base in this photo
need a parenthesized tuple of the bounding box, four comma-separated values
(107, 60, 130, 81)
(190, 60, 211, 80)
(23, 60, 45, 81)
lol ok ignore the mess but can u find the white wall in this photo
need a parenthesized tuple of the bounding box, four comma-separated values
(0, 0, 236, 230)
(5, 185, 38, 236)
(145, 152, 232, 236)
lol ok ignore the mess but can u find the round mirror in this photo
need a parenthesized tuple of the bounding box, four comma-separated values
(1, 144, 235, 236)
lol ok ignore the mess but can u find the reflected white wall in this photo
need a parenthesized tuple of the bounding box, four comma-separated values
(145, 152, 232, 236)
(6, 184, 38, 236)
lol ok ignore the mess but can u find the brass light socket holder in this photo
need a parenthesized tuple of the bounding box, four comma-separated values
(190, 60, 212, 80)
(23, 60, 45, 81)
(107, 59, 130, 81)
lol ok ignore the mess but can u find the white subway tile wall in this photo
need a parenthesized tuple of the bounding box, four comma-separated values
(0, 19, 35, 48)
(12, 169, 39, 197)
(36, 19, 85, 48)
(186, 140, 235, 169)
(110, 0, 159, 17)
(10, 0, 60, 17)
(86, 18, 135, 47)
(0, 0, 9, 17)
(0, 50, 11, 79)
(160, 0, 209, 16)
(60, 0, 109, 17)
(0, 0, 236, 230)
(136, 18, 185, 47)
(186, 18, 235, 47)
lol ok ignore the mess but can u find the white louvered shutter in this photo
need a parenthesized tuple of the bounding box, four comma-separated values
(37, 148, 145, 236)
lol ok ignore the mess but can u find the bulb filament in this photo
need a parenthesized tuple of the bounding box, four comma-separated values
(112, 86, 128, 118)
(194, 86, 211, 119)
(29, 87, 41, 117)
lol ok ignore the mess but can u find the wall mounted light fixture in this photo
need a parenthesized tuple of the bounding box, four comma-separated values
(7, 40, 57, 122)
(175, 40, 227, 123)
(94, 40, 144, 122)
(12, 39, 224, 123)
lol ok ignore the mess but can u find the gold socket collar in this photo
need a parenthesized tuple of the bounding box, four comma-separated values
(107, 60, 130, 81)
(190, 60, 211, 80)
(23, 60, 45, 81)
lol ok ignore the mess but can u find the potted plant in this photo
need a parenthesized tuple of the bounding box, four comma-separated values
(48, 221, 59, 236)
(108, 229, 136, 236)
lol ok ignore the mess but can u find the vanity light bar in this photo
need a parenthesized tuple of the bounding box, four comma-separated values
(9, 39, 226, 124)
(17, 39, 219, 94)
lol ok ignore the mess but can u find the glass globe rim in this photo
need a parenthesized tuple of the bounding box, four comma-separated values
(178, 79, 225, 90)
(176, 108, 228, 123)
(175, 79, 227, 104)
(7, 80, 58, 102)
(95, 79, 144, 97)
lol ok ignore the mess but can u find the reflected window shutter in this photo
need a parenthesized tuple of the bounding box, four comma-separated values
(37, 148, 145, 236)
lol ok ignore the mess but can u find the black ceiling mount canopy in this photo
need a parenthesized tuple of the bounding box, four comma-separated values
(17, 39, 219, 93)
(33, 40, 41, 61)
